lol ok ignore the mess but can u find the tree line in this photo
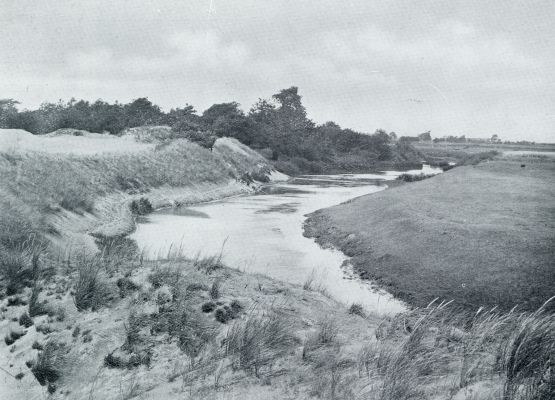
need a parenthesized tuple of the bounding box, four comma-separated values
(1, 87, 412, 173)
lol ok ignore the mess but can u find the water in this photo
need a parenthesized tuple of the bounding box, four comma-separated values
(132, 166, 442, 315)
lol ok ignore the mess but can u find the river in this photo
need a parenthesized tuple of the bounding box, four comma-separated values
(131, 165, 442, 315)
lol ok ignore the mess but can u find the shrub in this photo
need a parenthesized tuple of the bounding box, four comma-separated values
(31, 341, 66, 387)
(32, 341, 44, 350)
(73, 259, 109, 311)
(7, 295, 27, 306)
(201, 301, 216, 313)
(129, 197, 153, 216)
(18, 312, 34, 328)
(15, 372, 24, 380)
(215, 307, 231, 323)
(5, 329, 26, 345)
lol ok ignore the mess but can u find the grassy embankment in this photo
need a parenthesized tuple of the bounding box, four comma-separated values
(0, 132, 553, 399)
(305, 151, 555, 312)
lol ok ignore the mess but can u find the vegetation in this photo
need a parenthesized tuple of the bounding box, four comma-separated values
(306, 154, 555, 311)
(1, 87, 423, 174)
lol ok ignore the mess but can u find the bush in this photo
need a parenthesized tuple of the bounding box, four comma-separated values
(129, 197, 153, 216)
(5, 329, 26, 345)
(396, 173, 435, 182)
(32, 340, 44, 350)
(201, 301, 216, 313)
(19, 312, 34, 328)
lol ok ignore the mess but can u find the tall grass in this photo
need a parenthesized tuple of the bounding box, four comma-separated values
(72, 256, 110, 311)
(224, 307, 297, 377)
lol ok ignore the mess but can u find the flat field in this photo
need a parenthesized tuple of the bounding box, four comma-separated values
(306, 153, 555, 310)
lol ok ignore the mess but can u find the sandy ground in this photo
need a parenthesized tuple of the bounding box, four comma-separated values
(305, 154, 555, 310)
(0, 128, 155, 155)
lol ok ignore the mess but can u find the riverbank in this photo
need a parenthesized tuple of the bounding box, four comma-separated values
(1, 133, 553, 399)
(305, 153, 555, 311)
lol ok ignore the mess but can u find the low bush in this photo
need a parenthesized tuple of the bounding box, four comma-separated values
(32, 340, 44, 350)
(18, 312, 34, 327)
(201, 301, 216, 313)
(129, 197, 153, 216)
(7, 295, 27, 306)
(5, 329, 26, 345)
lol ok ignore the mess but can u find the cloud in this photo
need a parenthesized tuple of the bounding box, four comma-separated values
(1, 0, 554, 141)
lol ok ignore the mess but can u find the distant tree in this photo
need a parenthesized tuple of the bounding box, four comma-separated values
(0, 99, 19, 128)
(491, 134, 500, 143)
(418, 131, 432, 141)
(124, 98, 163, 127)
(272, 86, 314, 132)
(202, 102, 252, 143)
(389, 131, 397, 141)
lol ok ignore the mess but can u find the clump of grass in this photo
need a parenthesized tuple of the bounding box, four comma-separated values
(28, 285, 50, 317)
(5, 329, 26, 345)
(116, 276, 140, 298)
(19, 312, 34, 327)
(7, 295, 27, 306)
(317, 318, 339, 345)
(0, 249, 31, 295)
(225, 309, 297, 377)
(499, 297, 555, 400)
(32, 340, 44, 350)
(348, 303, 365, 318)
(209, 280, 221, 300)
(194, 253, 224, 274)
(396, 173, 436, 182)
(30, 341, 67, 389)
(73, 257, 109, 311)
(201, 301, 216, 313)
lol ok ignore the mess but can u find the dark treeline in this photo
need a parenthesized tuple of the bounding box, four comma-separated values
(1, 87, 421, 174)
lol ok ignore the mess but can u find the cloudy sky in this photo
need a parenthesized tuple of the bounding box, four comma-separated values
(1, 0, 554, 141)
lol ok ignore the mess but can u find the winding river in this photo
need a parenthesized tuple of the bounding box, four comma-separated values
(131, 165, 442, 315)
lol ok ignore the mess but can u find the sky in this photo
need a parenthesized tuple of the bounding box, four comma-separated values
(1, 0, 554, 142)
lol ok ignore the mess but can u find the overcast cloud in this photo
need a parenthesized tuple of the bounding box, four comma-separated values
(1, 0, 554, 141)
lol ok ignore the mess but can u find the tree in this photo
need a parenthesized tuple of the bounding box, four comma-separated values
(202, 102, 252, 143)
(389, 131, 397, 141)
(272, 86, 314, 132)
(491, 134, 500, 143)
(124, 98, 163, 127)
(418, 131, 432, 141)
(0, 99, 19, 128)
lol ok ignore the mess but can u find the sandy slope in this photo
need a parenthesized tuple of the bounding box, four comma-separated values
(0, 128, 155, 155)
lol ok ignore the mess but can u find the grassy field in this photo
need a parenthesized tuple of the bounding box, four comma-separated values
(306, 153, 555, 311)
